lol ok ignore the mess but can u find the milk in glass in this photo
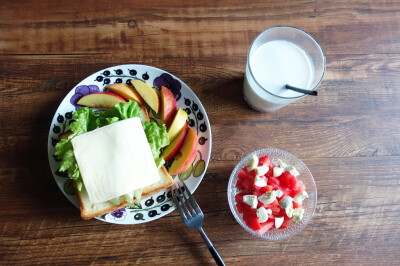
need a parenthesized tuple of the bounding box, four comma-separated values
(244, 40, 314, 112)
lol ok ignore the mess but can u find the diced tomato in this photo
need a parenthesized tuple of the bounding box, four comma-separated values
(243, 207, 260, 231)
(236, 202, 245, 213)
(280, 217, 291, 229)
(293, 201, 302, 209)
(238, 168, 248, 179)
(289, 177, 298, 189)
(252, 190, 262, 198)
(235, 192, 245, 203)
(258, 155, 274, 177)
(278, 171, 291, 188)
(237, 168, 257, 191)
(260, 221, 274, 231)
(252, 178, 273, 195)
(248, 169, 257, 177)
(258, 155, 274, 168)
(289, 181, 305, 197)
(236, 178, 246, 191)
(258, 198, 277, 209)
(242, 203, 254, 215)
(298, 181, 306, 192)
(288, 189, 296, 198)
(256, 200, 264, 209)
(235, 192, 247, 213)
(258, 185, 273, 194)
(277, 207, 289, 219)
(267, 176, 280, 186)
(236, 176, 253, 191)
(271, 206, 281, 216)
(292, 180, 306, 195)
(270, 198, 280, 208)
(279, 171, 298, 189)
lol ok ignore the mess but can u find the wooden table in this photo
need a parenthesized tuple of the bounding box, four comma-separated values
(1, 0, 399, 265)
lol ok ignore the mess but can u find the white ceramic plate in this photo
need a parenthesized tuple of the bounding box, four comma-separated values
(47, 64, 212, 224)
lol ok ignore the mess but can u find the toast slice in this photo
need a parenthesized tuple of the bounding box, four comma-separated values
(74, 105, 174, 220)
(76, 166, 173, 220)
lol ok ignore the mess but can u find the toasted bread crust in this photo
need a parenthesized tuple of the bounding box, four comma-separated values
(75, 166, 173, 220)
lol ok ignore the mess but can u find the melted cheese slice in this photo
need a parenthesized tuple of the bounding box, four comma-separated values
(71, 117, 160, 204)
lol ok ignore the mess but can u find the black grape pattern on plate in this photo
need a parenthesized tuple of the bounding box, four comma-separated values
(51, 111, 75, 146)
(52, 111, 78, 195)
(94, 68, 147, 86)
(182, 97, 208, 146)
(125, 192, 173, 221)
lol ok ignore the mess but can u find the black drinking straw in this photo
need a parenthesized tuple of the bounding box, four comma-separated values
(285, 84, 318, 96)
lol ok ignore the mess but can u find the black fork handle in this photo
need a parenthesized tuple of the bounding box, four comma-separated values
(208, 246, 225, 266)
(199, 228, 225, 266)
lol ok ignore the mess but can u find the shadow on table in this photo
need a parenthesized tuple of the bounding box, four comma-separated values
(199, 76, 253, 114)
(171, 227, 214, 264)
(16, 99, 78, 221)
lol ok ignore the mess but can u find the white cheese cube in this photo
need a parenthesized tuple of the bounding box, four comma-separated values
(243, 195, 258, 209)
(293, 191, 309, 205)
(285, 205, 294, 218)
(255, 165, 269, 176)
(279, 196, 293, 209)
(275, 217, 284, 229)
(254, 176, 267, 187)
(292, 208, 305, 222)
(275, 189, 283, 198)
(247, 155, 258, 171)
(278, 159, 288, 168)
(256, 207, 271, 223)
(287, 165, 300, 177)
(273, 166, 284, 177)
(258, 191, 276, 205)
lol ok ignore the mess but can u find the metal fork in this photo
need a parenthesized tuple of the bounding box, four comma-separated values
(171, 181, 225, 266)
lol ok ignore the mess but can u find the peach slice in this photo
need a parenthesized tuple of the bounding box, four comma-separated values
(162, 123, 188, 161)
(167, 108, 188, 142)
(58, 131, 73, 141)
(130, 80, 160, 113)
(106, 83, 145, 106)
(169, 127, 198, 175)
(160, 86, 177, 127)
(77, 92, 126, 108)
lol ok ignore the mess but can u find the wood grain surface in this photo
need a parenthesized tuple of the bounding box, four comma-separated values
(1, 0, 399, 265)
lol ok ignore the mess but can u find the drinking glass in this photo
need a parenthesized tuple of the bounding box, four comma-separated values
(243, 26, 326, 112)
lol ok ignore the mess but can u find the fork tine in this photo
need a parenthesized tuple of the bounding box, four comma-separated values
(176, 182, 197, 216)
(173, 183, 193, 218)
(182, 181, 202, 214)
(171, 187, 188, 220)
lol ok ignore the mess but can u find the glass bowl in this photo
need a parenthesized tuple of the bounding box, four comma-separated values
(227, 148, 317, 240)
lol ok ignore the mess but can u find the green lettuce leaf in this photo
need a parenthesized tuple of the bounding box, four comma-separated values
(70, 107, 98, 134)
(55, 100, 169, 191)
(142, 121, 170, 167)
(100, 101, 142, 120)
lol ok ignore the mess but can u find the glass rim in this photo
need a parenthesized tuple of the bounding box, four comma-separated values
(247, 25, 326, 100)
